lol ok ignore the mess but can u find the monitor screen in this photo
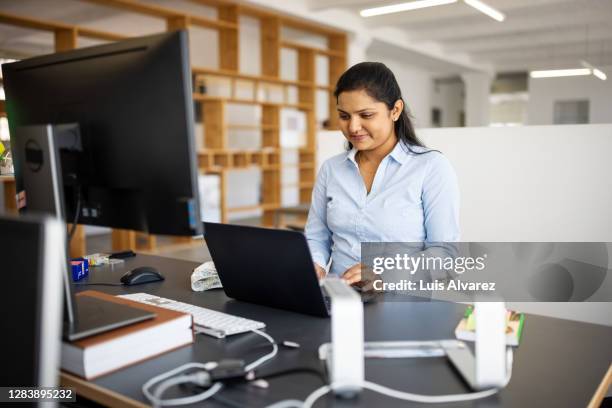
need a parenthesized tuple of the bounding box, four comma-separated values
(2, 30, 202, 236)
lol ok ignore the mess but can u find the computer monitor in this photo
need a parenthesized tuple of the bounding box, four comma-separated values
(1, 30, 203, 340)
(0, 215, 64, 399)
(2, 30, 202, 236)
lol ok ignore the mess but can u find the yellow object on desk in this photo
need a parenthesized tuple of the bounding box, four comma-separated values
(456, 305, 525, 347)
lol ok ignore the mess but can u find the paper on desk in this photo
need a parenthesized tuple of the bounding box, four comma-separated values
(191, 261, 223, 291)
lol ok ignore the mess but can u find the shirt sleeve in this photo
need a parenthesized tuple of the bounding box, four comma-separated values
(304, 160, 332, 269)
(422, 152, 461, 243)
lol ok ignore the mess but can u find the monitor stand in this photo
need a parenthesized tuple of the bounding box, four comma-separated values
(14, 124, 155, 341)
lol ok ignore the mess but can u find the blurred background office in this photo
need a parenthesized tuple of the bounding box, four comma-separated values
(0, 0, 611, 326)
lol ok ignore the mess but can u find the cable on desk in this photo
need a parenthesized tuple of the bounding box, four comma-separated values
(245, 329, 278, 372)
(256, 367, 327, 384)
(142, 329, 279, 407)
(266, 348, 514, 408)
(142, 362, 222, 407)
(73, 282, 124, 286)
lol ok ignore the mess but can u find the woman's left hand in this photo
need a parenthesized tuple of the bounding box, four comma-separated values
(342, 263, 363, 285)
(342, 263, 376, 289)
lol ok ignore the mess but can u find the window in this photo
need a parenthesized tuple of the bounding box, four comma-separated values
(553, 100, 589, 124)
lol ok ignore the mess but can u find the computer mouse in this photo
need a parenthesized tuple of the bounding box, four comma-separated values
(120, 266, 165, 286)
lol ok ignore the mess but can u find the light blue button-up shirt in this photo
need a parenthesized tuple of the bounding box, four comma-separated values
(305, 141, 460, 276)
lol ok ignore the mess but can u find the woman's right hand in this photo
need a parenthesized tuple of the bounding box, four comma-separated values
(314, 263, 327, 280)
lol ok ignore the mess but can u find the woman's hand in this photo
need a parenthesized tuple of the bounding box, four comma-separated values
(342, 263, 362, 285)
(314, 263, 327, 280)
(342, 263, 376, 290)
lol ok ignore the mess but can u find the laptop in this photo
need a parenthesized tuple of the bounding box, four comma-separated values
(204, 222, 333, 317)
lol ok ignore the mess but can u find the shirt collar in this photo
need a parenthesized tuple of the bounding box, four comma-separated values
(344, 141, 410, 165)
(345, 148, 358, 165)
(388, 141, 410, 164)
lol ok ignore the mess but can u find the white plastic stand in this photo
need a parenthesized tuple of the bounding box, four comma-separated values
(320, 277, 364, 398)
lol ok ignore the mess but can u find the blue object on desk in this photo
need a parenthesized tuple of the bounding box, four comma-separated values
(71, 258, 89, 281)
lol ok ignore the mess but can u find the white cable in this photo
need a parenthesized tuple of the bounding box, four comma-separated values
(142, 329, 278, 407)
(304, 381, 499, 407)
(152, 382, 223, 407)
(152, 375, 193, 401)
(142, 362, 222, 407)
(269, 348, 513, 408)
(245, 329, 278, 372)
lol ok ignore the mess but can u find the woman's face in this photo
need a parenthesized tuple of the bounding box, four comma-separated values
(337, 89, 402, 153)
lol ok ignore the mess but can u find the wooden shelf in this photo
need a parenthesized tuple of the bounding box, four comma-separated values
(227, 202, 280, 213)
(198, 148, 282, 172)
(193, 94, 312, 110)
(227, 124, 279, 130)
(0, 0, 347, 242)
(192, 66, 314, 88)
(0, 11, 128, 41)
(281, 40, 345, 58)
(79, 0, 238, 30)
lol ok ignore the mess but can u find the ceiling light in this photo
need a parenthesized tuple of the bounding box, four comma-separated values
(463, 0, 505, 22)
(592, 68, 607, 81)
(360, 0, 457, 17)
(581, 61, 607, 81)
(529, 69, 592, 78)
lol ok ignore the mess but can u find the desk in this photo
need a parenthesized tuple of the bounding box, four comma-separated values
(63, 254, 612, 408)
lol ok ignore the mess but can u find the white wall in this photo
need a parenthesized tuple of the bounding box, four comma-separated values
(418, 124, 612, 326)
(366, 52, 433, 129)
(418, 124, 612, 242)
(527, 74, 612, 125)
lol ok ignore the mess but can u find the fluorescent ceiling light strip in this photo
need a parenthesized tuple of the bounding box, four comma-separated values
(529, 68, 592, 78)
(360, 0, 457, 17)
(463, 0, 505, 22)
(592, 68, 607, 81)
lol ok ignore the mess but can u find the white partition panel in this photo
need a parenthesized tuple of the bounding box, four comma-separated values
(418, 124, 612, 326)
(418, 124, 612, 242)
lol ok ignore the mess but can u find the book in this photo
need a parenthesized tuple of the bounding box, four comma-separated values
(61, 291, 194, 380)
(455, 305, 525, 347)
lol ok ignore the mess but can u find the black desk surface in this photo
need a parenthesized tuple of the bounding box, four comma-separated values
(68, 254, 612, 408)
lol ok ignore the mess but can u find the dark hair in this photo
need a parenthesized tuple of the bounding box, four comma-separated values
(334, 62, 428, 153)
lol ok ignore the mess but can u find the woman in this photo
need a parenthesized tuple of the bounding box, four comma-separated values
(305, 62, 460, 285)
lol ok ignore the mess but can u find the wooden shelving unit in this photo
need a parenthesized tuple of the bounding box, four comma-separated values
(0, 0, 347, 255)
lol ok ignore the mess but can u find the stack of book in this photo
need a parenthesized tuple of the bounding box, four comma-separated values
(455, 305, 525, 347)
(61, 291, 193, 380)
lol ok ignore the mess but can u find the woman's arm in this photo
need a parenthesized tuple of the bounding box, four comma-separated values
(304, 161, 333, 271)
(422, 152, 460, 242)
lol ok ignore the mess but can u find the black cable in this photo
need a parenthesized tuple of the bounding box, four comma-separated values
(68, 185, 82, 243)
(254, 367, 327, 384)
(73, 282, 124, 287)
